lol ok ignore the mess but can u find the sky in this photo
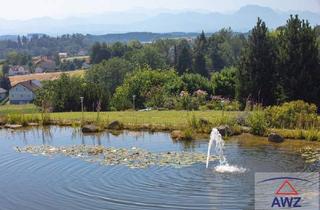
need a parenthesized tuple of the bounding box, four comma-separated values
(0, 0, 319, 20)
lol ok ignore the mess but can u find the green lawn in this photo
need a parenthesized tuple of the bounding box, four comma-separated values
(0, 104, 39, 115)
(50, 110, 239, 127)
(0, 104, 239, 127)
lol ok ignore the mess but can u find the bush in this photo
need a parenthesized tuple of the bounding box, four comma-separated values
(175, 92, 200, 110)
(247, 110, 267, 135)
(111, 67, 183, 110)
(202, 99, 240, 111)
(265, 100, 318, 129)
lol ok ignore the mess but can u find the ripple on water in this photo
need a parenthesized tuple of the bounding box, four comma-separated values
(0, 127, 315, 210)
(0, 151, 253, 210)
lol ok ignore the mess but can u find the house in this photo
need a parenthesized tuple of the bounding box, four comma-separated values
(33, 56, 56, 72)
(0, 88, 8, 101)
(35, 66, 44, 73)
(9, 80, 41, 104)
(58, 52, 68, 58)
(8, 66, 30, 76)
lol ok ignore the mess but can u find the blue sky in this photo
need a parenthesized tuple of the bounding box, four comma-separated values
(0, 0, 319, 20)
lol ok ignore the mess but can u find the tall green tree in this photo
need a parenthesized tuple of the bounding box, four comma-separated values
(193, 31, 208, 77)
(236, 18, 276, 106)
(277, 15, 320, 105)
(176, 40, 192, 75)
(85, 57, 133, 99)
(90, 42, 111, 64)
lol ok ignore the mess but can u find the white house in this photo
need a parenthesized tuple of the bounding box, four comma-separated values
(9, 80, 40, 104)
(58, 52, 68, 58)
(0, 88, 8, 101)
(8, 66, 30, 76)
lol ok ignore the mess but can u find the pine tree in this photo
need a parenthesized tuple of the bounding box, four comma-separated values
(176, 40, 192, 75)
(177, 47, 192, 75)
(193, 31, 209, 77)
(236, 18, 276, 106)
(277, 15, 320, 105)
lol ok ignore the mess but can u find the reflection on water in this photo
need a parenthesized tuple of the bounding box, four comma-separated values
(0, 126, 318, 210)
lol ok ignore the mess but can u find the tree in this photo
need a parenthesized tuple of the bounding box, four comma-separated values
(193, 52, 208, 77)
(0, 76, 11, 90)
(207, 28, 245, 71)
(193, 31, 208, 77)
(211, 66, 237, 98)
(111, 68, 183, 110)
(176, 40, 192, 75)
(181, 73, 211, 94)
(90, 42, 111, 64)
(277, 15, 320, 105)
(85, 57, 133, 108)
(236, 18, 277, 106)
(127, 45, 167, 69)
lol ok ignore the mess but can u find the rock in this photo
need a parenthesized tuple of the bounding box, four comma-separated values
(241, 126, 251, 133)
(106, 121, 122, 130)
(268, 133, 284, 143)
(4, 124, 23, 129)
(82, 124, 100, 133)
(28, 122, 39, 126)
(171, 130, 186, 140)
(217, 125, 232, 136)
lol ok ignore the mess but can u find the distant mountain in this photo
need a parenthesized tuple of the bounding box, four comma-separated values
(0, 5, 319, 35)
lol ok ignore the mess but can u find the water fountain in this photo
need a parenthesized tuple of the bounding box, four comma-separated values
(206, 128, 246, 173)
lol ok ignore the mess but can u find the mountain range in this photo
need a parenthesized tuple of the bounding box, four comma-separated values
(0, 5, 319, 35)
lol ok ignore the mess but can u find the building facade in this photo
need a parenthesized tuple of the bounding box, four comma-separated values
(9, 80, 40, 104)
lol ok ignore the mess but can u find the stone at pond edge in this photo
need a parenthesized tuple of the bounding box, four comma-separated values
(268, 133, 284, 143)
(170, 130, 193, 141)
(82, 124, 101, 133)
(217, 125, 232, 136)
(106, 121, 123, 130)
(171, 130, 186, 140)
(28, 122, 39, 126)
(241, 126, 251, 133)
(4, 124, 23, 129)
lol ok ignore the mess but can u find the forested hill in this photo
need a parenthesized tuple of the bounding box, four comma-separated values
(0, 32, 201, 58)
(86, 32, 200, 43)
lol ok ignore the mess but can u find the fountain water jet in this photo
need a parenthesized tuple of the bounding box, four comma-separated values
(206, 128, 246, 173)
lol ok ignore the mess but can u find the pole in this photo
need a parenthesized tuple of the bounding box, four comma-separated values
(133, 95, 136, 111)
(80, 97, 84, 124)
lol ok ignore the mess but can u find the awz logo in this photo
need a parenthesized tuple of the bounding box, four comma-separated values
(257, 177, 311, 208)
(271, 179, 301, 208)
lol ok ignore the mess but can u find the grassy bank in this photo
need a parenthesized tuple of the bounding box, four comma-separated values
(0, 104, 39, 114)
(0, 104, 239, 127)
(1, 103, 320, 141)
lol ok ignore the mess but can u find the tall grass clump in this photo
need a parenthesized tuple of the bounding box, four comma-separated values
(265, 100, 318, 129)
(247, 108, 267, 136)
(7, 113, 39, 126)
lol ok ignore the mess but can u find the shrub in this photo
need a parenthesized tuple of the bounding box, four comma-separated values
(265, 100, 318, 129)
(247, 110, 267, 135)
(175, 92, 200, 110)
(203, 99, 240, 111)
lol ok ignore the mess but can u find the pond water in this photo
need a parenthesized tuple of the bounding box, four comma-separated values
(0, 126, 318, 210)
